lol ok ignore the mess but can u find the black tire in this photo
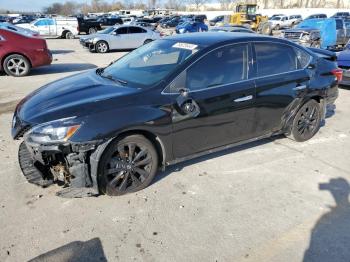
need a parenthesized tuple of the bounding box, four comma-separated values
(258, 22, 272, 35)
(65, 31, 74, 39)
(95, 41, 109, 53)
(98, 135, 159, 196)
(3, 54, 30, 77)
(275, 24, 280, 31)
(288, 100, 321, 142)
(143, 39, 153, 45)
(88, 27, 97, 34)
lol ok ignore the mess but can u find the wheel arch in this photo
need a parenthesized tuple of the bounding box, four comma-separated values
(1, 52, 32, 69)
(282, 95, 324, 135)
(89, 129, 167, 194)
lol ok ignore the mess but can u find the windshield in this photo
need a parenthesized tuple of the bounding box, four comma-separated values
(271, 17, 281, 20)
(101, 40, 201, 88)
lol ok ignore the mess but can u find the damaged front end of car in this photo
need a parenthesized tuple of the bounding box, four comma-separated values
(14, 116, 102, 198)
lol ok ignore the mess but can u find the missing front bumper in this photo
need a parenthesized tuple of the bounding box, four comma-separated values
(18, 141, 99, 198)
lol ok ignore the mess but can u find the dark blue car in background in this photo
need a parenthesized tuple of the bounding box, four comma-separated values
(176, 20, 208, 34)
(337, 42, 350, 86)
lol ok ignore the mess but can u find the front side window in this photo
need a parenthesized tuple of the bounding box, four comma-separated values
(35, 20, 48, 26)
(116, 27, 128, 34)
(185, 44, 248, 91)
(255, 43, 298, 77)
(47, 19, 55, 26)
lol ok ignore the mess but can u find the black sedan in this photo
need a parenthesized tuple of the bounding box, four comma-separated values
(12, 33, 340, 197)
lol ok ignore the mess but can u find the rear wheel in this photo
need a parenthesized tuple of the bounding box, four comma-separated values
(88, 27, 97, 34)
(65, 31, 74, 39)
(98, 135, 158, 196)
(3, 54, 30, 77)
(95, 41, 109, 53)
(288, 100, 321, 142)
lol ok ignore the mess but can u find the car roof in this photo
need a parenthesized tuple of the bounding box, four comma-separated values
(164, 32, 280, 46)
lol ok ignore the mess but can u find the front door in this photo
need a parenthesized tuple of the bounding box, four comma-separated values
(169, 43, 257, 159)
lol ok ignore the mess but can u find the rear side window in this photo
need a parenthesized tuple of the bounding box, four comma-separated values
(255, 43, 298, 77)
(129, 27, 146, 33)
(186, 44, 249, 91)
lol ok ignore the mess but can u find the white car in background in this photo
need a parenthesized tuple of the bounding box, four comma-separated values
(79, 25, 160, 53)
(269, 15, 293, 30)
(288, 15, 303, 26)
(17, 17, 79, 39)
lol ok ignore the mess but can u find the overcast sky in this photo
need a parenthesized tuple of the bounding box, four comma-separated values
(0, 0, 114, 12)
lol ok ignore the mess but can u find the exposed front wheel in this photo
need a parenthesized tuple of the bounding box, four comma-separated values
(3, 54, 30, 77)
(95, 41, 109, 53)
(288, 100, 321, 142)
(98, 135, 158, 196)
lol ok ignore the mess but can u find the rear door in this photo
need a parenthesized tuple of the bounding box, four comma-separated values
(169, 43, 257, 158)
(253, 42, 312, 136)
(127, 26, 148, 48)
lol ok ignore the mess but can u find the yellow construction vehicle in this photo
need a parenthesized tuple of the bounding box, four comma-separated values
(216, 4, 271, 34)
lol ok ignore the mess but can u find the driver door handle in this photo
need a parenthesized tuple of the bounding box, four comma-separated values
(234, 95, 253, 103)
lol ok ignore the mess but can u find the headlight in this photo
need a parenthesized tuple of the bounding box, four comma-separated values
(25, 117, 81, 144)
(179, 28, 185, 34)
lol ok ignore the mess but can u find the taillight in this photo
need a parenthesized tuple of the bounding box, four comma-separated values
(331, 68, 343, 82)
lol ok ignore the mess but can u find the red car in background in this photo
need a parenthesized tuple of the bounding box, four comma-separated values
(0, 26, 52, 77)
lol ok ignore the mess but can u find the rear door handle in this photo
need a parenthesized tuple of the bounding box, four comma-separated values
(234, 95, 253, 103)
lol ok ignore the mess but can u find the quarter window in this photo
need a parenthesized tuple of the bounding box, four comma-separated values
(186, 44, 249, 91)
(255, 43, 298, 77)
(295, 48, 312, 68)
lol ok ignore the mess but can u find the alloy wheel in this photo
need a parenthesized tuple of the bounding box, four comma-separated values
(104, 142, 153, 194)
(296, 103, 319, 139)
(96, 42, 108, 53)
(6, 58, 28, 76)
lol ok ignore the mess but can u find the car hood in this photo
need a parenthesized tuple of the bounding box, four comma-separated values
(16, 69, 140, 124)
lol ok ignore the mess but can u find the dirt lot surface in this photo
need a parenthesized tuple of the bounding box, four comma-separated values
(0, 39, 350, 262)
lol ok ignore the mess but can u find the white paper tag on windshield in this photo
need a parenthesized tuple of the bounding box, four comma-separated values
(173, 42, 198, 50)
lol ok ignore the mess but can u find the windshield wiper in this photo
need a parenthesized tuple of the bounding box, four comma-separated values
(102, 74, 128, 86)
